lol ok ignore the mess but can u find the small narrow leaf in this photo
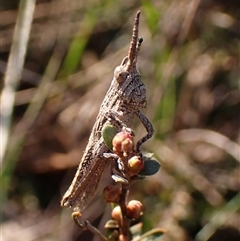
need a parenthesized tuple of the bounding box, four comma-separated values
(112, 174, 128, 184)
(104, 219, 119, 229)
(143, 153, 154, 158)
(140, 228, 166, 241)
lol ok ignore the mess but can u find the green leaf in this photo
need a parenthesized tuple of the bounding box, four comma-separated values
(101, 124, 118, 150)
(138, 157, 160, 176)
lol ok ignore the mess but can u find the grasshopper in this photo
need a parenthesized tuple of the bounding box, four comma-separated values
(61, 11, 154, 213)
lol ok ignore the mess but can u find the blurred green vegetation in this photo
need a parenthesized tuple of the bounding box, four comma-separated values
(1, 0, 239, 241)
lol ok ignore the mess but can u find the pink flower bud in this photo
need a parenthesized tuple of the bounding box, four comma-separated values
(112, 131, 134, 157)
(126, 200, 143, 219)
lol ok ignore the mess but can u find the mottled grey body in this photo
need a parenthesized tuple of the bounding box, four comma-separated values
(61, 11, 154, 212)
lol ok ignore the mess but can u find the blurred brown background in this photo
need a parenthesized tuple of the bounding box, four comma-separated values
(1, 0, 240, 240)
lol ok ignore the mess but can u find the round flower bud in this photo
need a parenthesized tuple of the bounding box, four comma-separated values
(103, 185, 121, 203)
(126, 200, 143, 219)
(128, 156, 144, 176)
(119, 234, 128, 241)
(111, 206, 122, 222)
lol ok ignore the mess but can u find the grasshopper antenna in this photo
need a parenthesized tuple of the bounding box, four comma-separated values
(136, 37, 143, 58)
(127, 11, 141, 71)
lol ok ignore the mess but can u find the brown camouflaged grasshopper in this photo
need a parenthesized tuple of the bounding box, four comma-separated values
(61, 11, 154, 213)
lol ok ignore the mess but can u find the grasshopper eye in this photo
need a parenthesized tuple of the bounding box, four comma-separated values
(114, 66, 129, 83)
(117, 71, 129, 83)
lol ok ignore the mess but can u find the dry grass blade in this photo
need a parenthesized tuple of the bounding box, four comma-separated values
(1, 0, 36, 164)
(195, 192, 240, 241)
(175, 129, 240, 162)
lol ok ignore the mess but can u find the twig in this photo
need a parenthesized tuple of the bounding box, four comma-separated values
(117, 154, 132, 240)
(118, 183, 131, 240)
(72, 212, 108, 241)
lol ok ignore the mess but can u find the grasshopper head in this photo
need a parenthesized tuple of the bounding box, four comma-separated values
(113, 11, 147, 109)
